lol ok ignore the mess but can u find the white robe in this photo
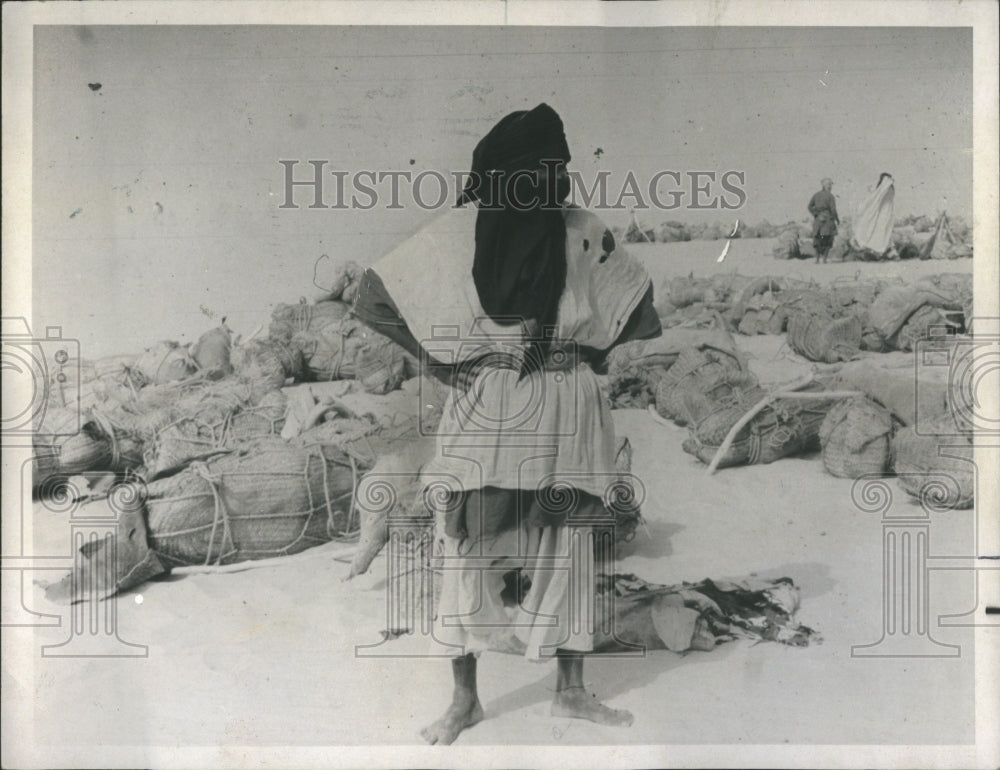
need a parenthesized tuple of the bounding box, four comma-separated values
(373, 204, 650, 658)
(851, 177, 896, 254)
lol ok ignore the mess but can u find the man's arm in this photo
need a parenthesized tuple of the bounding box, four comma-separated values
(807, 193, 820, 217)
(830, 195, 839, 223)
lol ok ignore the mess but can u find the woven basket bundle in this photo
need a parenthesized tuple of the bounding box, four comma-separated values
(818, 396, 894, 478)
(654, 346, 756, 426)
(682, 392, 832, 469)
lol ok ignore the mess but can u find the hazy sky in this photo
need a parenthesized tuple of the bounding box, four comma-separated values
(33, 25, 972, 356)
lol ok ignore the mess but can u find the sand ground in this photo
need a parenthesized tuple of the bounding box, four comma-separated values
(7, 240, 980, 757)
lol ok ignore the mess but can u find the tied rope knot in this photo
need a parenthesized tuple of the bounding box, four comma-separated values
(190, 460, 237, 565)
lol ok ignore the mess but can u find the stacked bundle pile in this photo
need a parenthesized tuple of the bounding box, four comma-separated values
(727, 276, 816, 335)
(142, 378, 288, 478)
(654, 273, 754, 330)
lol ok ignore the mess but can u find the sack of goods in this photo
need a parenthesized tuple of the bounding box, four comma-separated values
(144, 437, 360, 567)
(682, 390, 834, 469)
(47, 354, 148, 412)
(654, 346, 756, 427)
(729, 276, 799, 335)
(818, 396, 895, 478)
(143, 378, 288, 479)
(772, 228, 801, 260)
(269, 299, 352, 346)
(606, 329, 739, 410)
(190, 325, 233, 379)
(291, 316, 407, 394)
(32, 407, 143, 491)
(230, 337, 304, 390)
(134, 340, 200, 385)
(786, 311, 863, 363)
(866, 283, 965, 352)
(892, 415, 974, 509)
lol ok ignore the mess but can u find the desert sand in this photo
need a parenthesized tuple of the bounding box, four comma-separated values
(12, 238, 977, 756)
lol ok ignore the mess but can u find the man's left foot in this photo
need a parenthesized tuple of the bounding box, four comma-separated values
(551, 688, 634, 726)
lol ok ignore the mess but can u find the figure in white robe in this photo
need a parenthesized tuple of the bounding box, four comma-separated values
(851, 173, 895, 256)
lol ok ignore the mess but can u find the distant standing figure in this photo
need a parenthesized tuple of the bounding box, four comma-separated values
(850, 172, 896, 258)
(808, 178, 839, 264)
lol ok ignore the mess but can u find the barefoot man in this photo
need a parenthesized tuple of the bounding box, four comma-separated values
(355, 103, 660, 744)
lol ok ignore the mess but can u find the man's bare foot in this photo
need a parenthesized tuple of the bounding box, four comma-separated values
(420, 694, 484, 745)
(551, 687, 634, 727)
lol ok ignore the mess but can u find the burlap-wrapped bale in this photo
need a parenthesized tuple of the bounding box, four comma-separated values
(682, 391, 833, 469)
(190, 325, 233, 379)
(47, 354, 147, 412)
(890, 226, 932, 260)
(623, 219, 656, 243)
(33, 408, 106, 491)
(858, 312, 889, 352)
(32, 407, 144, 491)
(655, 222, 690, 243)
(786, 311, 863, 363)
(665, 275, 714, 309)
(828, 233, 850, 261)
(145, 438, 358, 566)
(829, 357, 949, 427)
(737, 290, 785, 335)
(654, 346, 756, 427)
(916, 273, 972, 329)
(893, 418, 974, 509)
(144, 379, 287, 478)
(867, 284, 965, 348)
(895, 303, 953, 352)
(829, 277, 882, 315)
(818, 396, 894, 478)
(291, 316, 406, 394)
(268, 300, 351, 346)
(231, 337, 304, 390)
(134, 341, 199, 385)
(313, 259, 364, 303)
(772, 228, 801, 260)
(728, 276, 787, 323)
(606, 329, 738, 410)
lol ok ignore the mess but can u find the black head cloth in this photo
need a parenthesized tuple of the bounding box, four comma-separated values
(457, 103, 572, 330)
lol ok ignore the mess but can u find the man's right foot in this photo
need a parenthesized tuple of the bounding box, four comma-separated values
(420, 695, 484, 745)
